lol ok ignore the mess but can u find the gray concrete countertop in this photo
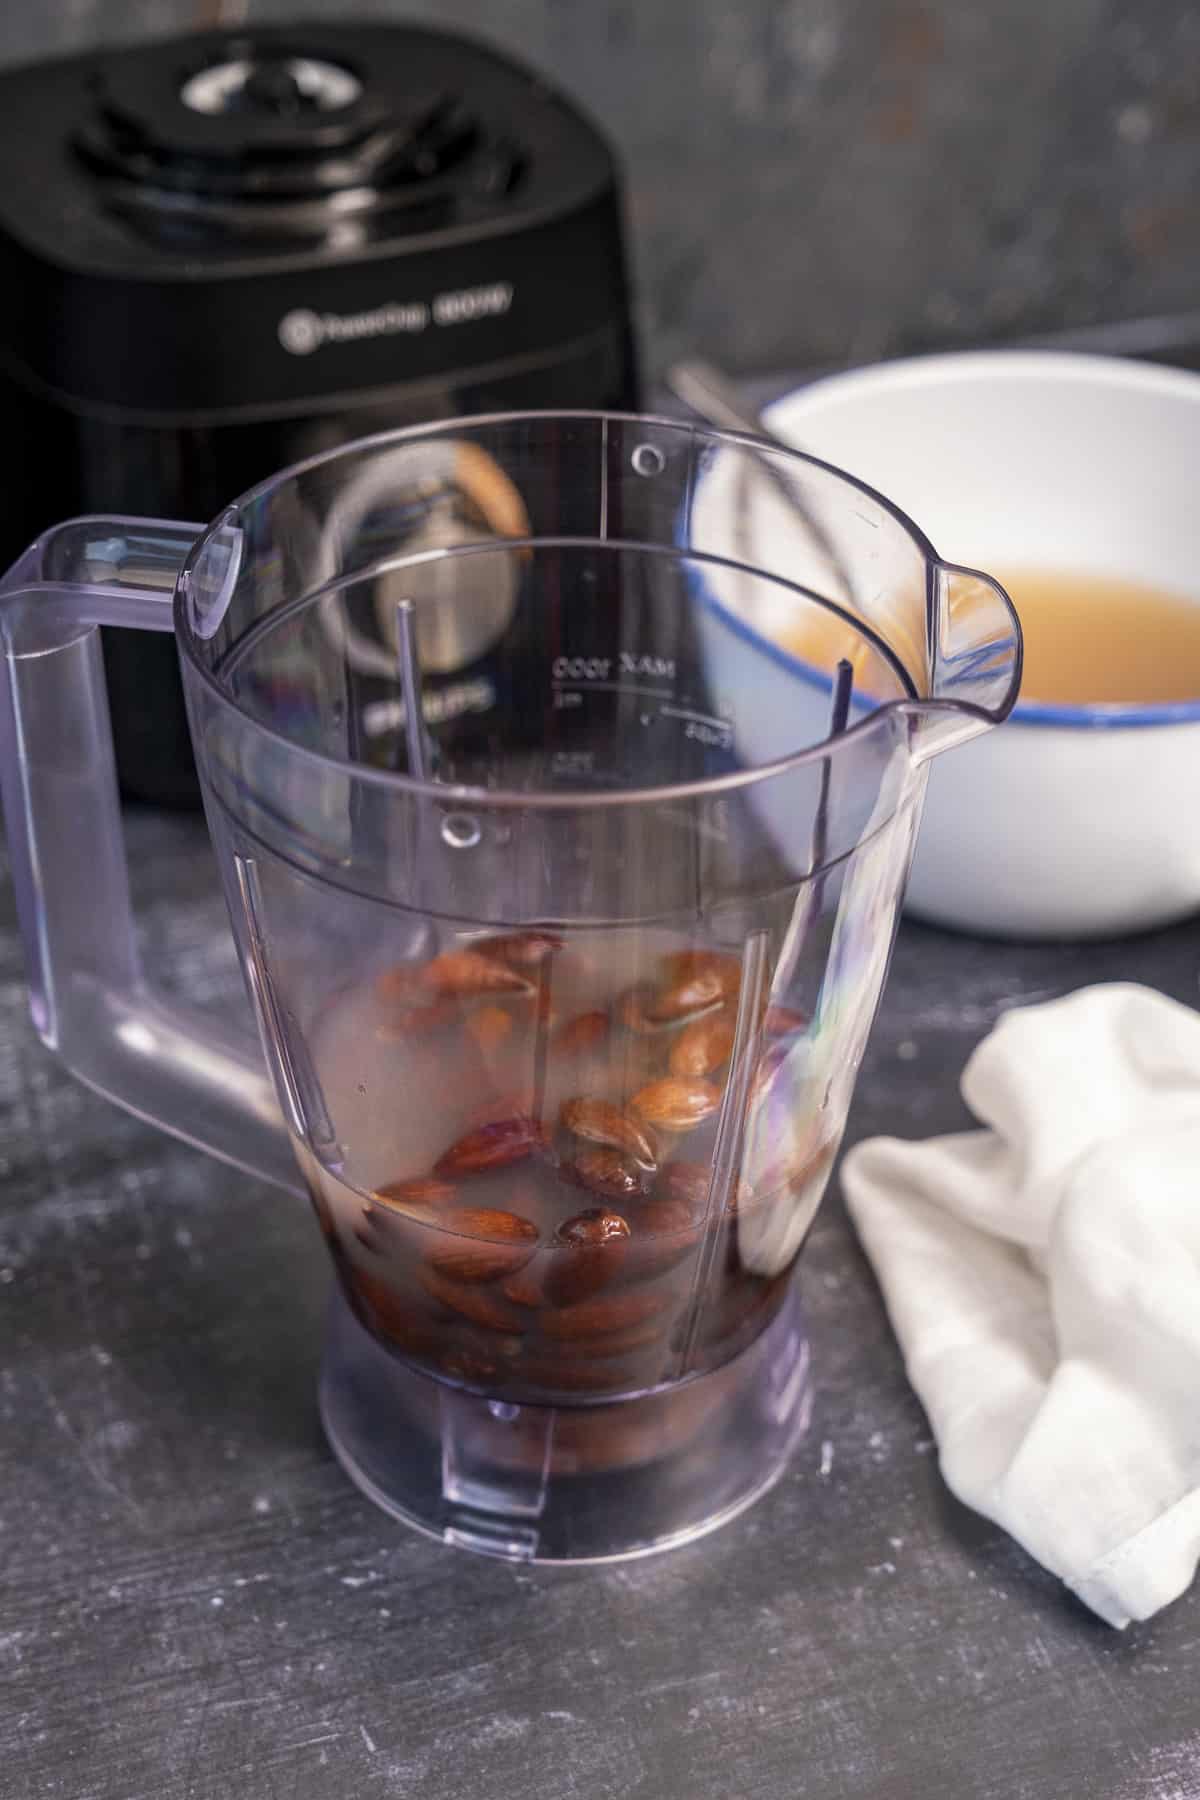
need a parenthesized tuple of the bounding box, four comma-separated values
(4, 807, 1199, 1800)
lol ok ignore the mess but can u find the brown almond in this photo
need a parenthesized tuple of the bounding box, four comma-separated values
(348, 1269, 445, 1358)
(516, 1357, 639, 1395)
(657, 1161, 711, 1209)
(419, 949, 532, 997)
(615, 984, 671, 1036)
(372, 1175, 458, 1214)
(631, 1075, 722, 1133)
(554, 1009, 610, 1055)
(375, 963, 419, 1001)
(565, 1146, 648, 1202)
(669, 1009, 736, 1078)
(502, 1264, 549, 1309)
(538, 1287, 667, 1341)
(419, 1266, 528, 1334)
(465, 1004, 515, 1055)
(560, 1096, 657, 1169)
(584, 1318, 669, 1358)
(428, 1206, 539, 1284)
(474, 930, 564, 970)
(438, 1344, 500, 1385)
(626, 1196, 704, 1282)
(660, 949, 742, 997)
(543, 1207, 631, 1306)
(434, 1115, 548, 1179)
(646, 969, 726, 1022)
(374, 996, 459, 1041)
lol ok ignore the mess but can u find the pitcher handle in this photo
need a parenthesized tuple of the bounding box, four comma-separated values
(0, 517, 302, 1195)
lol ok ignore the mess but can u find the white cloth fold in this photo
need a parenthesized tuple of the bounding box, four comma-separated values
(841, 983, 1200, 1628)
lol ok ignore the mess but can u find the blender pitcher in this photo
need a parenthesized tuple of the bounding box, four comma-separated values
(0, 413, 1020, 1562)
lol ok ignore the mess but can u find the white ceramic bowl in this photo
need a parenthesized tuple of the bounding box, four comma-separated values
(752, 350, 1200, 938)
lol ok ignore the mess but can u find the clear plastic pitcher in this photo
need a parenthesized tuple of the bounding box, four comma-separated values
(0, 414, 1020, 1561)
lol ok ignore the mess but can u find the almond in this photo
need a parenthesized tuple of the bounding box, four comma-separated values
(516, 1356, 639, 1395)
(374, 996, 459, 1041)
(434, 1115, 548, 1178)
(419, 1266, 529, 1333)
(348, 1269, 445, 1358)
(648, 950, 741, 1020)
(543, 1207, 631, 1305)
(615, 984, 671, 1035)
(538, 1286, 667, 1341)
(474, 930, 564, 970)
(559, 1096, 657, 1168)
(419, 949, 531, 997)
(646, 969, 726, 1022)
(669, 1009, 735, 1077)
(631, 1075, 722, 1132)
(372, 1175, 458, 1214)
(657, 1161, 711, 1209)
(554, 1009, 610, 1055)
(502, 1263, 549, 1309)
(623, 1196, 705, 1282)
(660, 949, 742, 995)
(565, 1146, 648, 1202)
(465, 1004, 515, 1055)
(427, 1206, 539, 1283)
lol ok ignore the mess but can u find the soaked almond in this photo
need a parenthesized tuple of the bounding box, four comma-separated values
(475, 930, 564, 970)
(660, 949, 742, 996)
(539, 1286, 667, 1341)
(669, 1009, 735, 1077)
(349, 1269, 446, 1357)
(434, 1115, 548, 1178)
(465, 1005, 515, 1055)
(646, 969, 726, 1022)
(584, 1318, 668, 1358)
(516, 1356, 639, 1394)
(657, 1161, 711, 1210)
(374, 996, 459, 1041)
(615, 984, 671, 1035)
(419, 949, 532, 997)
(543, 1207, 631, 1305)
(566, 1146, 648, 1202)
(438, 1344, 500, 1385)
(502, 1264, 549, 1309)
(372, 1175, 458, 1214)
(419, 1266, 528, 1333)
(560, 1096, 656, 1168)
(648, 950, 741, 1020)
(555, 1009, 610, 1055)
(427, 1206, 539, 1284)
(631, 1075, 722, 1132)
(626, 1196, 704, 1281)
(375, 963, 420, 1001)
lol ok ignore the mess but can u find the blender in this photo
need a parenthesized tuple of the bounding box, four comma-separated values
(0, 412, 1020, 1560)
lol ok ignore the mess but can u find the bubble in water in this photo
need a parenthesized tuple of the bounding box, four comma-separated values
(632, 442, 665, 477)
(489, 1400, 520, 1421)
(441, 812, 482, 849)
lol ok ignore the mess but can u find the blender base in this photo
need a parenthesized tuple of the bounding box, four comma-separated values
(318, 1283, 813, 1563)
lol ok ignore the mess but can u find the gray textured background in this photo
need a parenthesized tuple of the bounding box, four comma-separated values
(1, 0, 1199, 374)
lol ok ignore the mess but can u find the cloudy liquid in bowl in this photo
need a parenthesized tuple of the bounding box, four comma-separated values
(994, 567, 1200, 705)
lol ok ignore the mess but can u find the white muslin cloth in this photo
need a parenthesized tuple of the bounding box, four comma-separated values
(840, 983, 1200, 1628)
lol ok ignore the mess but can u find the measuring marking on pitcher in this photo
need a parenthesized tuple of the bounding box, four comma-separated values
(551, 653, 677, 682)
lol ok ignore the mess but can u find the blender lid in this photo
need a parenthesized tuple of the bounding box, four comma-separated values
(73, 29, 504, 240)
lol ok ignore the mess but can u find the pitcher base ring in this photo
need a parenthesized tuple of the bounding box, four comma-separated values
(318, 1282, 812, 1564)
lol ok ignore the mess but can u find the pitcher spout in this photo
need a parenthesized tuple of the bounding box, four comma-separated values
(904, 562, 1023, 762)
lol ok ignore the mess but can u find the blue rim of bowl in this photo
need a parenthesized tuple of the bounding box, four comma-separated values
(700, 567, 1200, 731)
